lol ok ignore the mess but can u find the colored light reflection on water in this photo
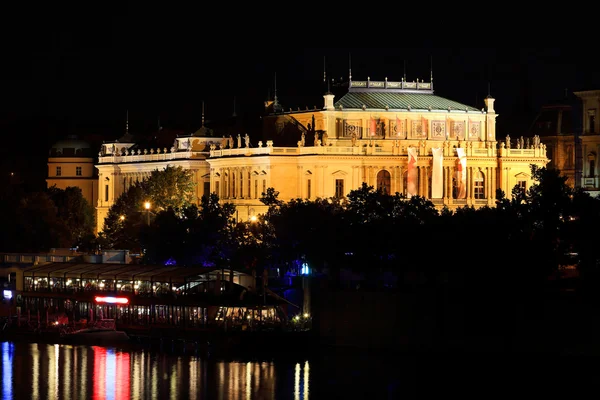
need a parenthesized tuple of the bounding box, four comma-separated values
(1, 341, 312, 399)
(2, 342, 13, 400)
(93, 347, 131, 400)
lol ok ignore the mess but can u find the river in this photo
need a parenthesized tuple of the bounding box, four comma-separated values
(1, 339, 589, 399)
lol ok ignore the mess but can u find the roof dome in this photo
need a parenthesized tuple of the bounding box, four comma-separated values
(50, 135, 93, 157)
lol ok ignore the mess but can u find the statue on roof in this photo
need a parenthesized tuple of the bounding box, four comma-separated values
(244, 133, 250, 148)
(237, 134, 241, 148)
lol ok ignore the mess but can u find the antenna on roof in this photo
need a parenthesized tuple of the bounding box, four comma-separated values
(201, 101, 205, 127)
(273, 72, 279, 107)
(125, 110, 129, 135)
(403, 60, 406, 82)
(430, 55, 433, 83)
(324, 56, 331, 93)
(349, 52, 352, 83)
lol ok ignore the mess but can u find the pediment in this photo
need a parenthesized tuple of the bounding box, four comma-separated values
(514, 172, 530, 178)
(332, 170, 348, 176)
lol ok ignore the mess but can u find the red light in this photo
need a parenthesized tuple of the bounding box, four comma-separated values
(95, 296, 129, 304)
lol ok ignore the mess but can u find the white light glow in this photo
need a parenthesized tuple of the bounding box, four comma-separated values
(95, 296, 129, 304)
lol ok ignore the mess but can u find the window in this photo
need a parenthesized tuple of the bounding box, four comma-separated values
(335, 179, 344, 198)
(474, 171, 485, 199)
(215, 181, 220, 197)
(239, 173, 243, 198)
(517, 180, 527, 192)
(254, 180, 258, 199)
(307, 179, 312, 199)
(262, 180, 266, 196)
(76, 166, 82, 176)
(104, 185, 109, 201)
(588, 109, 596, 133)
(376, 170, 391, 194)
(247, 172, 251, 198)
(232, 173, 236, 198)
(203, 182, 210, 199)
(56, 166, 61, 176)
(588, 153, 596, 177)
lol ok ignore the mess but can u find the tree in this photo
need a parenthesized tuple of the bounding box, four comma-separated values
(145, 165, 196, 213)
(100, 165, 196, 250)
(47, 186, 95, 249)
(13, 192, 72, 252)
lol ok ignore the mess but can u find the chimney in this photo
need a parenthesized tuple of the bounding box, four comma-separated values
(323, 93, 335, 110)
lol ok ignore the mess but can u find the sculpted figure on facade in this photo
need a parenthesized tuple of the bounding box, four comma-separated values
(244, 133, 250, 148)
(237, 134, 241, 148)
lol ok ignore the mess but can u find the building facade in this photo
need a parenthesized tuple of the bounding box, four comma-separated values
(94, 77, 549, 233)
(47, 135, 98, 215)
(527, 89, 600, 197)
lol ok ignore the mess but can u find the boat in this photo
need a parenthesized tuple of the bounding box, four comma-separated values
(60, 318, 131, 346)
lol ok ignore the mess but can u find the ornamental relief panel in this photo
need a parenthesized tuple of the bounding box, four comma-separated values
(343, 120, 362, 138)
(469, 121, 481, 140)
(392, 119, 407, 139)
(431, 120, 445, 140)
(411, 120, 427, 139)
(449, 120, 465, 140)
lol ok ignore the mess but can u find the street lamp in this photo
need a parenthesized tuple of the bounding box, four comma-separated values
(144, 201, 151, 225)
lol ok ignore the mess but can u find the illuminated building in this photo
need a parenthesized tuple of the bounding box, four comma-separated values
(527, 89, 600, 196)
(46, 135, 98, 220)
(93, 74, 549, 233)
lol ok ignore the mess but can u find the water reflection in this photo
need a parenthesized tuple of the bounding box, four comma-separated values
(0, 341, 310, 399)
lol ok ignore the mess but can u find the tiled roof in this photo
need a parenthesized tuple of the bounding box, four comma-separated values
(334, 91, 480, 112)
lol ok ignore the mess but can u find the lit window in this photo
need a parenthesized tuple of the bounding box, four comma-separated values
(517, 180, 527, 192)
(56, 166, 61, 176)
(335, 179, 344, 198)
(76, 166, 82, 176)
(307, 179, 311, 199)
(474, 171, 485, 199)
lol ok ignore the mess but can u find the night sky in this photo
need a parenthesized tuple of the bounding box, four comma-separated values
(0, 5, 597, 191)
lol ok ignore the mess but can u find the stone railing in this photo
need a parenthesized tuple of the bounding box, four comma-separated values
(98, 150, 208, 164)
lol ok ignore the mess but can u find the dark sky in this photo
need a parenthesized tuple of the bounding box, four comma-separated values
(1, 6, 597, 191)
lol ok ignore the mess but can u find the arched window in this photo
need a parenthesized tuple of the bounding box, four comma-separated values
(376, 170, 391, 194)
(474, 170, 485, 199)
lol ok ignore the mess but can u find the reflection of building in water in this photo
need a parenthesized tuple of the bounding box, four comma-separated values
(294, 361, 310, 400)
(216, 361, 277, 400)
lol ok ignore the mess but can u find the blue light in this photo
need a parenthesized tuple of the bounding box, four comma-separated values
(164, 258, 177, 266)
(2, 342, 13, 400)
(105, 348, 116, 400)
(301, 263, 311, 275)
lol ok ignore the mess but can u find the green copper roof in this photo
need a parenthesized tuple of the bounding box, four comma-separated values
(334, 91, 480, 112)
